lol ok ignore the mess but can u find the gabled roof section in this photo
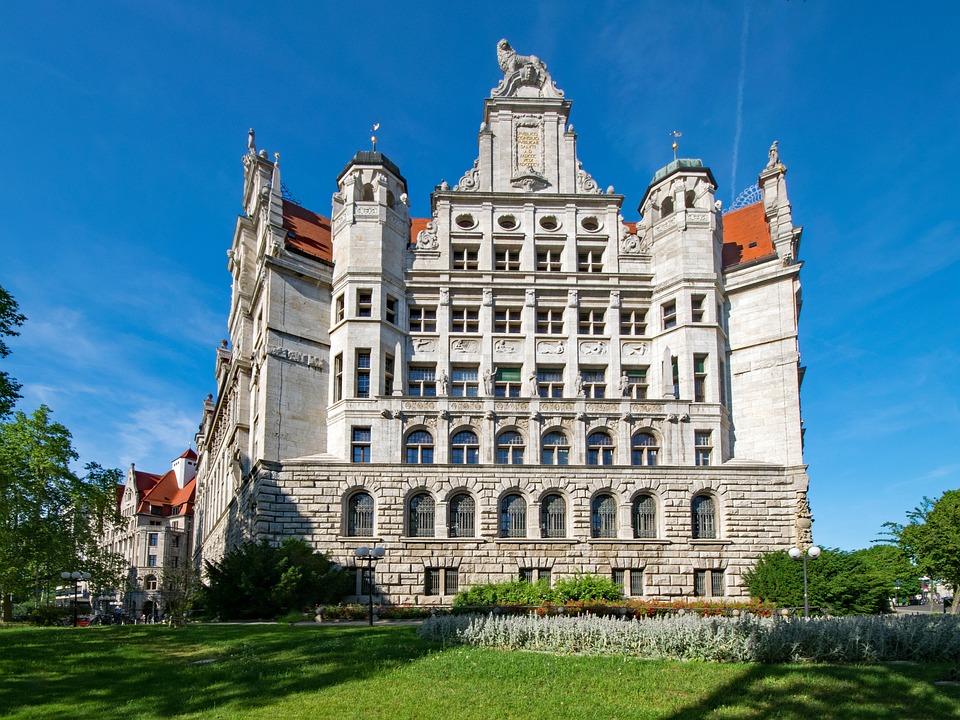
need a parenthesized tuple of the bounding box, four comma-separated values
(282, 199, 332, 262)
(722, 202, 775, 269)
(178, 448, 197, 460)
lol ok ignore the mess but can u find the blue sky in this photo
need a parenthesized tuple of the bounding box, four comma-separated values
(1, 1, 957, 551)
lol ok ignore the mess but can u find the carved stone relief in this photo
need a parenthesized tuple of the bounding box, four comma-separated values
(416, 216, 439, 250)
(450, 338, 479, 353)
(494, 339, 521, 354)
(580, 341, 608, 356)
(576, 160, 601, 194)
(622, 341, 649, 358)
(412, 338, 437, 354)
(537, 340, 565, 355)
(454, 158, 481, 192)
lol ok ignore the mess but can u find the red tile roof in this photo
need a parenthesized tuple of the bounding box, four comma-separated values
(722, 202, 775, 268)
(282, 200, 332, 262)
(410, 217, 430, 246)
(178, 448, 197, 460)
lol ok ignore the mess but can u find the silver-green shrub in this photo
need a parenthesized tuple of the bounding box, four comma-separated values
(416, 612, 960, 663)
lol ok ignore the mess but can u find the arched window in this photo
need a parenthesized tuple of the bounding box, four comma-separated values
(661, 196, 674, 216)
(448, 493, 475, 537)
(587, 431, 614, 465)
(451, 430, 480, 464)
(500, 493, 527, 538)
(591, 494, 617, 538)
(408, 493, 435, 537)
(631, 432, 659, 466)
(496, 431, 525, 464)
(692, 495, 718, 539)
(632, 494, 657, 538)
(362, 183, 374, 202)
(540, 494, 566, 538)
(405, 430, 434, 464)
(145, 575, 158, 591)
(347, 491, 374, 537)
(685, 189, 696, 209)
(541, 431, 569, 465)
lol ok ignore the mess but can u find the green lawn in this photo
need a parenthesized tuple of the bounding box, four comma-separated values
(1, 623, 958, 719)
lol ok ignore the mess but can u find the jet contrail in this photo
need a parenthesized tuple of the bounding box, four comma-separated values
(730, 5, 750, 205)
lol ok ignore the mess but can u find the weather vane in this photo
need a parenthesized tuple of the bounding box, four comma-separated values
(669, 130, 682, 160)
(371, 123, 380, 152)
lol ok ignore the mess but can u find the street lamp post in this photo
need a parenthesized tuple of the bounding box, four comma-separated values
(354, 546, 386, 626)
(787, 546, 821, 619)
(60, 571, 91, 627)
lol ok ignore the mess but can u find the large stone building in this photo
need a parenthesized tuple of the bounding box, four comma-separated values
(194, 41, 811, 603)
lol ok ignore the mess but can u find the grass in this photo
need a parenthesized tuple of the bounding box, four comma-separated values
(0, 623, 958, 719)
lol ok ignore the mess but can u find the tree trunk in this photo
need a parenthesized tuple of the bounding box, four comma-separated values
(2, 593, 12, 622)
(951, 592, 959, 615)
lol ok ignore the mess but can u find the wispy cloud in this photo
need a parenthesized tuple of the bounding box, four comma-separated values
(730, 4, 751, 204)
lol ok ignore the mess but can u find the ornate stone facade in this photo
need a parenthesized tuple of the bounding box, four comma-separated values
(194, 41, 810, 604)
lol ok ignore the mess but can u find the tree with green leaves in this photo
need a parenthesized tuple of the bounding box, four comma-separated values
(884, 490, 960, 613)
(0, 284, 25, 418)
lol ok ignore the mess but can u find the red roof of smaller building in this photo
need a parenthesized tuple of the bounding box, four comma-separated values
(722, 202, 775, 268)
(178, 448, 197, 460)
(282, 200, 332, 262)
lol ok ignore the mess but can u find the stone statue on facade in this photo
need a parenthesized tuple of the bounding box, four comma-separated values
(492, 39, 564, 99)
(247, 128, 256, 155)
(528, 372, 539, 396)
(437, 369, 449, 396)
(620, 371, 630, 397)
(483, 367, 495, 396)
(575, 373, 585, 397)
(765, 140, 779, 170)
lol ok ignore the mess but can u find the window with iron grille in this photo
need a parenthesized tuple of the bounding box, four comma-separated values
(451, 430, 479, 464)
(357, 289, 373, 318)
(451, 366, 479, 397)
(537, 368, 564, 398)
(519, 567, 535, 583)
(662, 300, 677, 330)
(578, 248, 603, 273)
(587, 431, 614, 465)
(540, 494, 566, 538)
(695, 430, 712, 466)
(359, 567, 375, 596)
(711, 569, 725, 597)
(591, 494, 617, 538)
(620, 308, 647, 336)
(496, 431, 525, 464)
(405, 430, 434, 464)
(536, 308, 564, 334)
(452, 246, 479, 270)
(612, 569, 644, 596)
(495, 247, 520, 271)
(538, 568, 552, 586)
(347, 491, 374, 536)
(694, 354, 708, 403)
(408, 493, 435, 537)
(409, 306, 436, 333)
(581, 369, 606, 398)
(495, 367, 522, 398)
(624, 367, 649, 400)
(333, 353, 343, 401)
(448, 493, 475, 537)
(612, 569, 625, 589)
(693, 569, 724, 597)
(578, 309, 605, 335)
(351, 427, 371, 463)
(630, 569, 644, 597)
(536, 248, 562, 272)
(356, 351, 371, 398)
(445, 568, 459, 594)
(691, 294, 706, 322)
(631, 431, 659, 466)
(691, 495, 717, 539)
(408, 365, 436, 397)
(494, 307, 522, 333)
(632, 494, 657, 538)
(541, 431, 569, 465)
(451, 307, 480, 333)
(500, 494, 527, 538)
(425, 568, 441, 596)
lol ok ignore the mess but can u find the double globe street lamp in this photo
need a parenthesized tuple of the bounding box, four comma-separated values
(354, 546, 386, 626)
(60, 571, 91, 627)
(787, 546, 821, 619)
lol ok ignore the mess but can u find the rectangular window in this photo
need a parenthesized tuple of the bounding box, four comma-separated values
(452, 246, 479, 270)
(385, 296, 398, 325)
(581, 369, 606, 399)
(537, 248, 562, 272)
(451, 366, 479, 397)
(425, 568, 441, 596)
(495, 247, 520, 271)
(519, 568, 535, 584)
(172, 557, 179, 568)
(711, 569, 725, 597)
(694, 354, 707, 403)
(359, 568, 375, 596)
(578, 248, 603, 273)
(151, 505, 163, 516)
(538, 568, 552, 586)
(444, 568, 459, 595)
(624, 367, 649, 400)
(383, 353, 395, 396)
(695, 430, 712, 466)
(692, 294, 706, 323)
(537, 368, 564, 398)
(494, 307, 522, 334)
(620, 308, 647, 336)
(694, 569, 724, 597)
(408, 366, 437, 397)
(357, 289, 373, 318)
(352, 427, 371, 463)
(612, 569, 625, 589)
(694, 570, 707, 597)
(333, 353, 343, 401)
(578, 309, 605, 335)
(356, 351, 371, 398)
(630, 569, 644, 597)
(409, 306, 437, 333)
(148, 555, 157, 567)
(451, 307, 480, 333)
(148, 533, 158, 547)
(536, 308, 564, 335)
(662, 300, 677, 330)
(495, 367, 522, 398)
(171, 536, 180, 548)
(335, 294, 345, 323)
(671, 356, 680, 399)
